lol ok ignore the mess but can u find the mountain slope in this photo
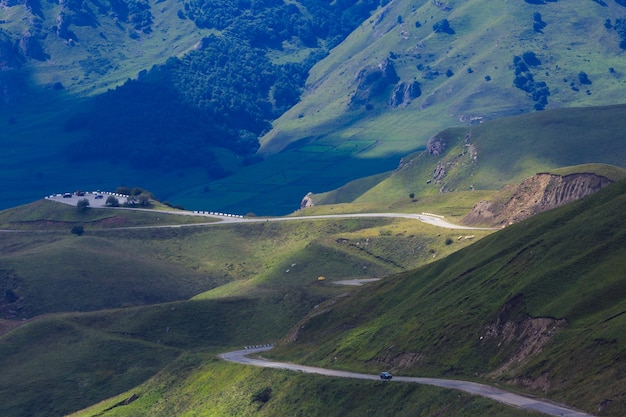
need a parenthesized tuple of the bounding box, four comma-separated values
(263, 0, 626, 155)
(307, 104, 626, 210)
(271, 178, 626, 416)
(0, 202, 492, 416)
(185, 0, 626, 214)
(3, 0, 626, 214)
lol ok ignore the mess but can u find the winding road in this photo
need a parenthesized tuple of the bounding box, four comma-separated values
(42, 193, 497, 231)
(221, 347, 595, 417)
(11, 197, 593, 416)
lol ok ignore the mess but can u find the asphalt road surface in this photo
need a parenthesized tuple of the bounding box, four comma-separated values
(220, 347, 596, 417)
(45, 194, 495, 231)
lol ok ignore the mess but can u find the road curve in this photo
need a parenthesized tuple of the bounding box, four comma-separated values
(220, 347, 595, 417)
(39, 196, 497, 231)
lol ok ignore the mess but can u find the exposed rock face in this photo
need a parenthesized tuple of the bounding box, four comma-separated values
(350, 58, 400, 108)
(389, 81, 421, 108)
(300, 192, 315, 209)
(481, 295, 566, 380)
(463, 172, 614, 226)
(427, 135, 447, 156)
(432, 161, 446, 182)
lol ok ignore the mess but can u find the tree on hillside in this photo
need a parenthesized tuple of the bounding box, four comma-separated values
(76, 198, 90, 212)
(71, 225, 84, 235)
(533, 12, 547, 33)
(522, 51, 541, 67)
(124, 192, 153, 207)
(578, 71, 592, 85)
(433, 19, 455, 34)
(106, 196, 119, 207)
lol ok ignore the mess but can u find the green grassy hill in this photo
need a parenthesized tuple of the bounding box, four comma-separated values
(1, 176, 621, 416)
(308, 104, 626, 208)
(205, 0, 626, 214)
(3, 0, 626, 214)
(263, 1, 626, 154)
(269, 178, 626, 416)
(56, 171, 626, 417)
(1, 200, 486, 318)
(68, 358, 540, 417)
(0, 198, 493, 415)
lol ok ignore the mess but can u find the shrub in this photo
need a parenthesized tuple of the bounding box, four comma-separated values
(251, 387, 272, 404)
(433, 19, 455, 34)
(578, 71, 592, 85)
(522, 51, 541, 67)
(106, 196, 120, 207)
(76, 198, 90, 212)
(71, 225, 84, 235)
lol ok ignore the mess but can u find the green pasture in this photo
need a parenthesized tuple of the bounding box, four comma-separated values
(0, 205, 492, 415)
(0, 200, 491, 319)
(0, 291, 325, 417)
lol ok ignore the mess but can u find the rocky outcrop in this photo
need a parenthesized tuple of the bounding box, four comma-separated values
(389, 81, 421, 108)
(427, 135, 447, 156)
(463, 172, 614, 226)
(432, 161, 446, 182)
(300, 192, 315, 209)
(350, 58, 399, 108)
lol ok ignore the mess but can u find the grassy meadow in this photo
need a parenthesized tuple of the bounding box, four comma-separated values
(0, 196, 495, 415)
(0, 0, 625, 414)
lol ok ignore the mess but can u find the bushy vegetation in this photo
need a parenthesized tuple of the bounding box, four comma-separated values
(64, 0, 384, 172)
(606, 17, 626, 49)
(512, 53, 550, 110)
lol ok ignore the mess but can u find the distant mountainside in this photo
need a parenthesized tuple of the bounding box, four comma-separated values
(263, 0, 626, 153)
(307, 105, 626, 209)
(1, 0, 380, 165)
(139, 0, 626, 212)
(2, 0, 626, 213)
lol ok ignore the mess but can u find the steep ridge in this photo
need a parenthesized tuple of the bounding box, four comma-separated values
(263, 0, 626, 155)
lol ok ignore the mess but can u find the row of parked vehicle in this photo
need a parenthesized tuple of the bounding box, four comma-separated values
(61, 191, 104, 199)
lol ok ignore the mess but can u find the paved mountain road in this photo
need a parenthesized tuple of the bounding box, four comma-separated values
(16, 197, 590, 416)
(221, 347, 595, 417)
(42, 195, 497, 231)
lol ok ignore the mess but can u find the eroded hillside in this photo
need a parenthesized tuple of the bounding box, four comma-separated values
(463, 171, 616, 226)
